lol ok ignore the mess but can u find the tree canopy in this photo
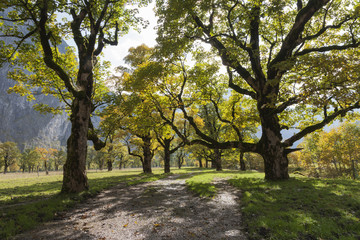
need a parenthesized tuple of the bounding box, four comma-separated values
(0, 0, 150, 192)
(155, 0, 360, 179)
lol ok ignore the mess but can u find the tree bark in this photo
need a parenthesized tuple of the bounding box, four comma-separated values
(3, 154, 8, 174)
(44, 160, 49, 175)
(240, 151, 246, 171)
(107, 160, 113, 172)
(259, 107, 289, 180)
(61, 97, 91, 193)
(163, 139, 171, 173)
(142, 135, 152, 174)
(107, 142, 114, 172)
(214, 149, 222, 171)
(198, 158, 203, 168)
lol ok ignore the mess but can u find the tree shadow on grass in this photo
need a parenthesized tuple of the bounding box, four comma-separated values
(228, 177, 360, 240)
(0, 173, 142, 206)
(1, 173, 144, 239)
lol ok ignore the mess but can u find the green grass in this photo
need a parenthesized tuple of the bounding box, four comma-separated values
(185, 169, 263, 198)
(3, 168, 359, 239)
(0, 168, 177, 239)
(229, 177, 360, 240)
(184, 170, 360, 239)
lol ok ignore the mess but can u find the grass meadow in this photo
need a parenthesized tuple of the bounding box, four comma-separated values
(1, 168, 359, 239)
(186, 170, 360, 240)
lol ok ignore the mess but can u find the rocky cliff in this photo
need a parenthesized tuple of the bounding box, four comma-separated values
(0, 29, 71, 150)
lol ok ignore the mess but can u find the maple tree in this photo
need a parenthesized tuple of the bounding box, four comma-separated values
(0, 142, 20, 174)
(0, 0, 149, 192)
(299, 121, 360, 178)
(155, 0, 360, 179)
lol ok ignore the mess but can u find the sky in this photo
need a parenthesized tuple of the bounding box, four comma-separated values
(101, 3, 157, 71)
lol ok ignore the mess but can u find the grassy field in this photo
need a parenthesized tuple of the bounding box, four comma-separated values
(1, 168, 360, 239)
(0, 168, 187, 239)
(185, 170, 360, 240)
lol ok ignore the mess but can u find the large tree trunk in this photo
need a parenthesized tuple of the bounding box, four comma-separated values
(142, 136, 152, 174)
(107, 142, 113, 172)
(107, 160, 113, 172)
(198, 158, 203, 168)
(61, 97, 91, 193)
(214, 149, 222, 171)
(259, 109, 289, 180)
(3, 155, 8, 174)
(44, 160, 49, 175)
(163, 139, 171, 173)
(239, 151, 246, 171)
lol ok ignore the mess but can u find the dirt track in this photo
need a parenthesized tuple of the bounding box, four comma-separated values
(13, 174, 247, 240)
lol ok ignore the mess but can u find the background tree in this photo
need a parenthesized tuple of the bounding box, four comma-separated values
(1, 0, 149, 192)
(176, 147, 186, 169)
(52, 148, 66, 171)
(36, 147, 57, 175)
(100, 45, 163, 173)
(126, 132, 157, 173)
(94, 148, 107, 171)
(0, 142, 20, 174)
(149, 47, 259, 172)
(340, 122, 360, 179)
(299, 121, 360, 178)
(22, 149, 42, 173)
(155, 0, 360, 180)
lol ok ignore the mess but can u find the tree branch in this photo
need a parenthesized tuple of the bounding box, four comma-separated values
(275, 96, 299, 114)
(126, 140, 143, 163)
(88, 119, 106, 150)
(192, 15, 259, 93)
(294, 42, 360, 56)
(227, 67, 257, 99)
(283, 101, 360, 147)
(38, 2, 77, 96)
(268, 0, 330, 79)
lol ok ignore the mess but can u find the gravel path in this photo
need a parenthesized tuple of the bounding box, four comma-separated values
(13, 174, 247, 240)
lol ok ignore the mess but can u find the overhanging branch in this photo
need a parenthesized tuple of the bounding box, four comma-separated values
(283, 101, 360, 147)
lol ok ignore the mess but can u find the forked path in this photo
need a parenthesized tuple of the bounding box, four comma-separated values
(13, 174, 247, 240)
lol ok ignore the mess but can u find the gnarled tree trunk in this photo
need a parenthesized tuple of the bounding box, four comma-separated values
(259, 108, 289, 180)
(107, 141, 114, 172)
(62, 97, 91, 193)
(214, 149, 222, 171)
(3, 154, 8, 174)
(142, 135, 152, 174)
(239, 151, 246, 171)
(163, 139, 171, 173)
